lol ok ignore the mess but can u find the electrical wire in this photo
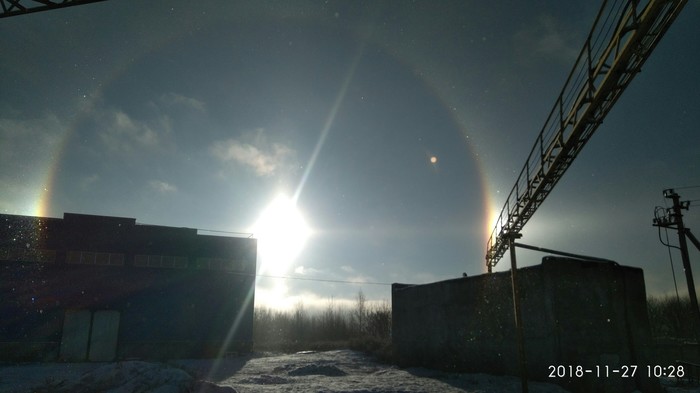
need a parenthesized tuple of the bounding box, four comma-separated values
(671, 185, 700, 191)
(655, 206, 680, 249)
(661, 226, 682, 303)
(657, 225, 681, 250)
(257, 273, 392, 286)
(227, 270, 392, 286)
(656, 189, 700, 308)
(655, 204, 682, 302)
(196, 228, 254, 238)
(654, 206, 681, 302)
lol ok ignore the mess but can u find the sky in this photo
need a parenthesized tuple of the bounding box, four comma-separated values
(1, 0, 699, 310)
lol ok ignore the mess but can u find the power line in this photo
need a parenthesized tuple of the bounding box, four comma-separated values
(670, 185, 700, 191)
(258, 273, 392, 286)
(228, 270, 392, 286)
(661, 226, 682, 302)
(135, 220, 254, 237)
(196, 228, 254, 237)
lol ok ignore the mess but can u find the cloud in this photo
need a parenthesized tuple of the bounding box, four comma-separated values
(211, 129, 295, 177)
(80, 174, 100, 191)
(294, 265, 322, 275)
(513, 14, 579, 64)
(96, 108, 173, 155)
(159, 92, 206, 112)
(335, 265, 376, 284)
(149, 180, 177, 193)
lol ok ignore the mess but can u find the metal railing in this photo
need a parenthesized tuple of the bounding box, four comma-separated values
(486, 0, 687, 270)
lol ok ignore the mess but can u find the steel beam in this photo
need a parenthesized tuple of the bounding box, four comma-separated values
(1, 0, 107, 19)
(507, 233, 528, 393)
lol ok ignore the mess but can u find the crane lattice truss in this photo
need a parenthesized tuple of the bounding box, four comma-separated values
(486, 0, 686, 271)
(0, 0, 106, 18)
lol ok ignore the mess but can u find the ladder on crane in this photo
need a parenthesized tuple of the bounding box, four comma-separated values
(486, 0, 687, 271)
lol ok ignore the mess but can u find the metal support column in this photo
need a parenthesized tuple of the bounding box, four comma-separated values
(667, 191, 700, 333)
(508, 232, 528, 393)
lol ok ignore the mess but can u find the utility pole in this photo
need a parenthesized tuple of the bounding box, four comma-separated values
(653, 189, 700, 334)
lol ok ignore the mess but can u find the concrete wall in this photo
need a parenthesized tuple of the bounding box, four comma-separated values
(392, 257, 659, 393)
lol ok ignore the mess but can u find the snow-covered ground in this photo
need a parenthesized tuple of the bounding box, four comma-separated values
(1, 349, 698, 392)
(0, 349, 568, 393)
(178, 350, 573, 392)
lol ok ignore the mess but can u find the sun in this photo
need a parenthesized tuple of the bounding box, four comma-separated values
(252, 195, 311, 276)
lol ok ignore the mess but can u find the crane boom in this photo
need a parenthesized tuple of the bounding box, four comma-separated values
(0, 0, 107, 18)
(486, 0, 687, 271)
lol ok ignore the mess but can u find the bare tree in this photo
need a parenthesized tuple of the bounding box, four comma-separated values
(352, 290, 368, 336)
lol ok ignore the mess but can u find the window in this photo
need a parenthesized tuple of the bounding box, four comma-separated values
(66, 251, 124, 266)
(0, 247, 56, 263)
(195, 257, 235, 271)
(134, 254, 188, 269)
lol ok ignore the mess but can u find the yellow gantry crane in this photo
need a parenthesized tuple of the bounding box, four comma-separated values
(485, 0, 687, 270)
(482, 2, 688, 391)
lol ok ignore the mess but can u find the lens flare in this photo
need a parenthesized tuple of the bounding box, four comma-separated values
(253, 195, 311, 276)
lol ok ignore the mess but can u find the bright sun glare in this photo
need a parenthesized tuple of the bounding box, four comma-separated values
(253, 195, 311, 276)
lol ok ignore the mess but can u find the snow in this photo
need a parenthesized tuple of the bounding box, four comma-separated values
(0, 350, 573, 393)
(184, 350, 568, 392)
(6, 349, 693, 393)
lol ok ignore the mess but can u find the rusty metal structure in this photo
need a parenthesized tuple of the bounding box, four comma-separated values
(0, 0, 106, 18)
(486, 0, 687, 271)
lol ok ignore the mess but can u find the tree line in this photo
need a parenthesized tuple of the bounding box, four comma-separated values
(252, 292, 694, 357)
(253, 290, 391, 356)
(647, 295, 698, 339)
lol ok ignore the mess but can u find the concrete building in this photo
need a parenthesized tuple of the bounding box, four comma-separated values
(0, 212, 257, 361)
(392, 257, 659, 393)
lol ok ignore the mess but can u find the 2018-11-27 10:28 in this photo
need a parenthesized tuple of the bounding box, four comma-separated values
(548, 364, 685, 379)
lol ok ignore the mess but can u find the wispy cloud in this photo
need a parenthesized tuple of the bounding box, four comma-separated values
(211, 129, 295, 177)
(100, 110, 160, 153)
(513, 14, 579, 64)
(98, 109, 167, 155)
(159, 92, 206, 112)
(341, 265, 355, 274)
(149, 180, 177, 193)
(294, 265, 323, 275)
(80, 174, 100, 191)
